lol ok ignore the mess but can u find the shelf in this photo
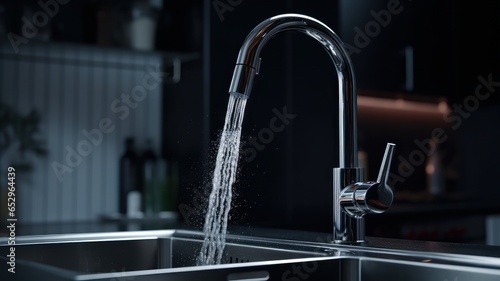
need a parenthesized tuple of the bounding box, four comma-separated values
(100, 211, 179, 224)
(0, 41, 199, 83)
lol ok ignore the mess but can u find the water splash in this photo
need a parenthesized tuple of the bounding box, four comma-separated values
(197, 93, 248, 265)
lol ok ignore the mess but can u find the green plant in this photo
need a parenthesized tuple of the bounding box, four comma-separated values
(0, 102, 47, 172)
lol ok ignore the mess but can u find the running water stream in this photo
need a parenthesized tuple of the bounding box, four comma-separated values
(197, 93, 248, 265)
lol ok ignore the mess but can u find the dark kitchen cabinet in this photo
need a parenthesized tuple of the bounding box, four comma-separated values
(339, 0, 459, 97)
(339, 0, 500, 102)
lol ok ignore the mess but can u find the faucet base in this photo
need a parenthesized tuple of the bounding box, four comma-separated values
(333, 216, 366, 244)
(333, 167, 365, 243)
(333, 143, 396, 243)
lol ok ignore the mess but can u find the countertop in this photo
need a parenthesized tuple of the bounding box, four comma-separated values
(3, 221, 500, 262)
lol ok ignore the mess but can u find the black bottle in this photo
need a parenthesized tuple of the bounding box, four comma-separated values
(119, 137, 140, 215)
(140, 139, 158, 215)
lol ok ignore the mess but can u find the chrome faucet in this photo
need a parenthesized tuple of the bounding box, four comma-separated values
(228, 14, 396, 244)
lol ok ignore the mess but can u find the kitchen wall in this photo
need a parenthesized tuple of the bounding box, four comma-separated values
(0, 0, 499, 244)
(0, 42, 162, 223)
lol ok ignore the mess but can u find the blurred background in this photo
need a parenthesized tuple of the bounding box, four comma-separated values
(0, 0, 499, 244)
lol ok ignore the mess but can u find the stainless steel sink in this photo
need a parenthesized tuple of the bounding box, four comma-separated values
(2, 229, 500, 280)
(359, 258, 500, 281)
(0, 229, 334, 280)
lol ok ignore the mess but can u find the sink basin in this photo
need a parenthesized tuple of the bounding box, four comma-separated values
(0, 229, 334, 280)
(8, 232, 327, 271)
(2, 229, 500, 280)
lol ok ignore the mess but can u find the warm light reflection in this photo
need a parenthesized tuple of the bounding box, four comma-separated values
(395, 98, 406, 108)
(426, 162, 435, 175)
(358, 96, 450, 115)
(438, 100, 449, 114)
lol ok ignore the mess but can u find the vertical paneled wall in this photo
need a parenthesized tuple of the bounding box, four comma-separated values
(0, 42, 163, 223)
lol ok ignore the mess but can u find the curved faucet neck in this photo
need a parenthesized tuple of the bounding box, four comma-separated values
(229, 13, 358, 168)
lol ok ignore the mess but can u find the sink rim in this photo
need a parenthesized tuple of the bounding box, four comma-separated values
(3, 228, 500, 264)
(11, 253, 500, 281)
(3, 228, 500, 278)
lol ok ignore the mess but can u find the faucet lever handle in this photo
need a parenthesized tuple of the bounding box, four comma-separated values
(363, 142, 396, 214)
(377, 143, 396, 186)
(340, 143, 396, 216)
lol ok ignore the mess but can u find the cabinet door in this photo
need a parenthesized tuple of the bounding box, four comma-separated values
(339, 0, 457, 96)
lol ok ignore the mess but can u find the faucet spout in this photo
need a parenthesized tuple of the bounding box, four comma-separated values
(229, 13, 358, 168)
(228, 14, 395, 244)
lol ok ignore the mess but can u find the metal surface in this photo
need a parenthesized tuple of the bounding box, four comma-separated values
(2, 229, 500, 280)
(0, 230, 331, 280)
(339, 143, 396, 217)
(226, 13, 397, 243)
(228, 13, 357, 168)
